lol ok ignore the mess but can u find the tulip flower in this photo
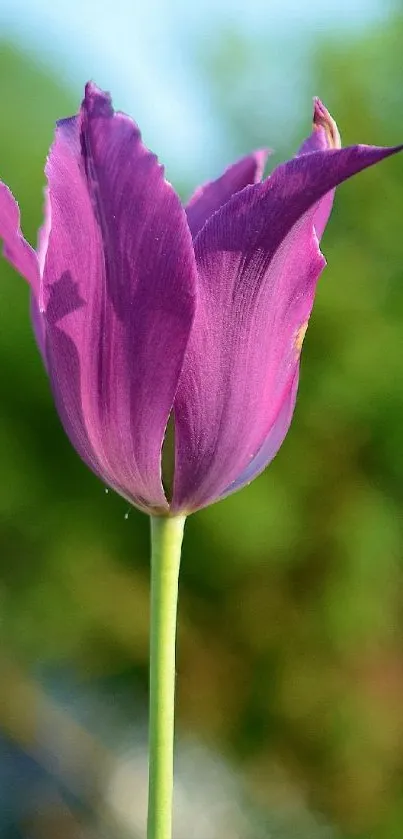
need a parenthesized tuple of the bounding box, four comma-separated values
(0, 83, 400, 516)
(0, 84, 401, 839)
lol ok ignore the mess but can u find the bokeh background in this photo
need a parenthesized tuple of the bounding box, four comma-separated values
(0, 0, 403, 837)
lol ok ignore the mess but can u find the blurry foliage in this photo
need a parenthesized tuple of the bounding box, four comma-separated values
(2, 12, 403, 837)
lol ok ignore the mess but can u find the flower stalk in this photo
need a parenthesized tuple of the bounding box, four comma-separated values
(147, 514, 186, 839)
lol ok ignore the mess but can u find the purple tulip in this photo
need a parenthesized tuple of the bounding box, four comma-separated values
(0, 84, 400, 515)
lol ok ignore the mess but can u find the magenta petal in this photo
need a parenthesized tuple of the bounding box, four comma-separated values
(30, 189, 53, 365)
(185, 150, 269, 239)
(0, 183, 47, 365)
(220, 371, 299, 499)
(31, 295, 47, 367)
(297, 98, 341, 240)
(0, 183, 39, 292)
(172, 142, 402, 513)
(42, 83, 197, 512)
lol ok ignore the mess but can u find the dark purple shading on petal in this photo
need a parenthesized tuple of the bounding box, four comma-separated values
(227, 101, 354, 501)
(172, 142, 402, 513)
(0, 183, 39, 293)
(42, 83, 197, 513)
(297, 98, 341, 240)
(242, 97, 335, 488)
(185, 150, 269, 239)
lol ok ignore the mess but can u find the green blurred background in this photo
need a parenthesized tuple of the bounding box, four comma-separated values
(1, 1, 403, 837)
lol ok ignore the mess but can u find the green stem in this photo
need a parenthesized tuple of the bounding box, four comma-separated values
(147, 514, 186, 839)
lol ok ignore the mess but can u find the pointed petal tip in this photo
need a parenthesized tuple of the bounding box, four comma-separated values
(84, 80, 102, 97)
(80, 82, 170, 192)
(83, 81, 113, 119)
(186, 148, 272, 239)
(312, 97, 341, 149)
(55, 82, 112, 137)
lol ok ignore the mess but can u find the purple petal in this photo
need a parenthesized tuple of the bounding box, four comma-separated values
(297, 98, 341, 240)
(220, 370, 299, 498)
(0, 183, 48, 366)
(185, 150, 269, 239)
(172, 142, 402, 513)
(42, 82, 197, 513)
(298, 98, 341, 156)
(31, 294, 47, 367)
(0, 183, 39, 292)
(30, 188, 53, 366)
